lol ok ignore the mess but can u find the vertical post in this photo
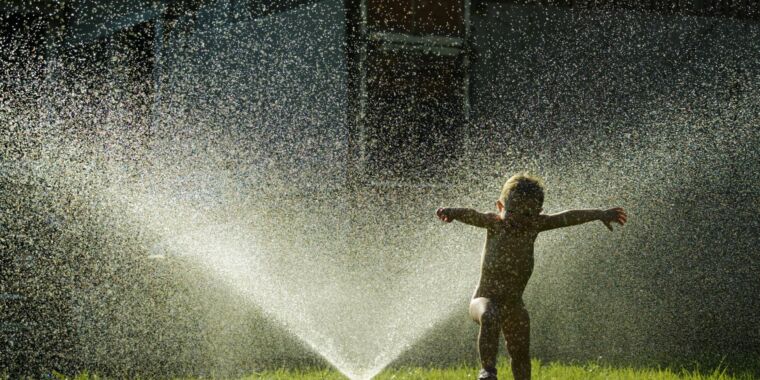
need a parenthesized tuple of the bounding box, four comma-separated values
(345, 0, 368, 189)
(463, 0, 471, 123)
(151, 3, 166, 137)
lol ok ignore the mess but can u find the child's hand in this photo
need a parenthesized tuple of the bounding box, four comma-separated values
(436, 207, 453, 223)
(601, 207, 627, 231)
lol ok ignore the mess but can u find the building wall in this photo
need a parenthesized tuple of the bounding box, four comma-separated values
(153, 0, 348, 190)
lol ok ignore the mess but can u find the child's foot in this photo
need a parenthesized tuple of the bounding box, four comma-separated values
(478, 367, 497, 380)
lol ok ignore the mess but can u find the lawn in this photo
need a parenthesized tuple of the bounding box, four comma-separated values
(55, 360, 757, 380)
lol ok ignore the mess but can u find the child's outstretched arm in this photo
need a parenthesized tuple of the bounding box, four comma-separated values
(436, 207, 500, 229)
(538, 207, 627, 232)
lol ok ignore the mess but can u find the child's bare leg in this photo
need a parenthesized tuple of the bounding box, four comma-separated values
(469, 297, 501, 376)
(502, 302, 531, 380)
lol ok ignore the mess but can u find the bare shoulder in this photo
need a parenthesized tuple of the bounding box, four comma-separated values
(484, 212, 501, 220)
(483, 212, 503, 229)
(485, 212, 502, 221)
(473, 211, 502, 230)
(534, 213, 554, 231)
(534, 212, 567, 232)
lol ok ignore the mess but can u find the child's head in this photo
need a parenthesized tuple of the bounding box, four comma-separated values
(498, 173, 545, 218)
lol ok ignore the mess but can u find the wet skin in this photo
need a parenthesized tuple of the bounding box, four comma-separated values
(437, 193, 627, 380)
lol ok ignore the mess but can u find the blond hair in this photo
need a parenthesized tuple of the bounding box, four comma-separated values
(500, 172, 545, 206)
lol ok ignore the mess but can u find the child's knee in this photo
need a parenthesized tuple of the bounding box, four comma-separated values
(506, 340, 530, 361)
(503, 303, 530, 327)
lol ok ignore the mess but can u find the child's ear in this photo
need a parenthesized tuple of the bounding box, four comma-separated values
(496, 200, 504, 212)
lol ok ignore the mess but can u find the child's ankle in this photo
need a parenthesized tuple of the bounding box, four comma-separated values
(478, 366, 498, 379)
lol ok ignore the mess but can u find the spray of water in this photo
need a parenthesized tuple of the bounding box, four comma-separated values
(15, 77, 757, 378)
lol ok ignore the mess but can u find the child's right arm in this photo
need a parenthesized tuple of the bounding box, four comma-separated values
(436, 207, 500, 229)
(538, 207, 627, 232)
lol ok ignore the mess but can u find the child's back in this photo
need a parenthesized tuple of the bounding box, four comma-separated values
(476, 214, 537, 305)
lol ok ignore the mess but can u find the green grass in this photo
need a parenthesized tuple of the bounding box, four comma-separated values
(236, 362, 754, 380)
(51, 360, 759, 380)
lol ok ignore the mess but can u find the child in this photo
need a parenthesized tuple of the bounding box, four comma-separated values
(436, 173, 627, 380)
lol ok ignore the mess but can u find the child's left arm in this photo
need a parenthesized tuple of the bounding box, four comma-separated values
(436, 207, 500, 229)
(538, 207, 627, 232)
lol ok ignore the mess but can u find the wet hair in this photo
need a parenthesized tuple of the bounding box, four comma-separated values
(500, 172, 545, 207)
